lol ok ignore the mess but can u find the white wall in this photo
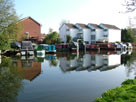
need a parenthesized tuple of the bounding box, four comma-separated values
(83, 54, 91, 68)
(108, 29, 121, 42)
(95, 54, 121, 67)
(70, 59, 78, 68)
(59, 24, 79, 43)
(59, 24, 68, 42)
(95, 29, 103, 42)
(83, 29, 91, 43)
(59, 57, 70, 71)
(95, 55, 104, 67)
(70, 29, 79, 40)
(108, 55, 121, 66)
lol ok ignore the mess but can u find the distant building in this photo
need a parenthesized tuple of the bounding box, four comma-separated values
(59, 23, 121, 44)
(18, 17, 42, 43)
(41, 33, 47, 40)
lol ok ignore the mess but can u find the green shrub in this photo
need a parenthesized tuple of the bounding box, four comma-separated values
(96, 79, 136, 102)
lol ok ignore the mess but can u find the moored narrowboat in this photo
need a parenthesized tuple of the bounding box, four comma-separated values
(39, 44, 56, 53)
(20, 41, 34, 56)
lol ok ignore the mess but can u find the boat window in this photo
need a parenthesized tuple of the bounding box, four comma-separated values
(51, 46, 54, 50)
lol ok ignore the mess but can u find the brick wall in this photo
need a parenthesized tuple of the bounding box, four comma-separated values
(18, 17, 42, 43)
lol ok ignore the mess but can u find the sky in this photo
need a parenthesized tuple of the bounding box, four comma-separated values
(14, 0, 136, 33)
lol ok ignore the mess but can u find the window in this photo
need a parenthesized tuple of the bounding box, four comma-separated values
(104, 29, 108, 31)
(85, 41, 89, 44)
(91, 55, 95, 61)
(91, 35, 95, 40)
(91, 41, 96, 43)
(79, 29, 82, 31)
(66, 29, 69, 31)
(103, 35, 108, 37)
(92, 29, 95, 32)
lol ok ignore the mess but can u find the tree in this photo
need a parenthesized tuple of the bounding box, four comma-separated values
(0, 0, 19, 50)
(121, 28, 136, 42)
(66, 35, 72, 43)
(60, 19, 70, 27)
(123, 0, 136, 12)
(43, 32, 61, 44)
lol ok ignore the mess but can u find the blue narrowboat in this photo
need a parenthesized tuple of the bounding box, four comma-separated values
(40, 44, 56, 53)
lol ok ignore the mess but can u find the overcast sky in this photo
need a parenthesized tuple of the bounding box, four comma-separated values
(14, 0, 136, 33)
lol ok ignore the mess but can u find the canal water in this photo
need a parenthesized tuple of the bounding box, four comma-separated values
(0, 51, 136, 102)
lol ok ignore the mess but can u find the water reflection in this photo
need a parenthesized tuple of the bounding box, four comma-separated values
(59, 52, 121, 73)
(121, 51, 136, 77)
(12, 56, 42, 81)
(45, 54, 58, 67)
(0, 57, 23, 102)
(1, 50, 136, 102)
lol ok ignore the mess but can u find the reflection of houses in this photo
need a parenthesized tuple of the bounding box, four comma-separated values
(88, 54, 121, 72)
(59, 53, 121, 72)
(59, 57, 78, 72)
(76, 54, 91, 71)
(18, 17, 42, 43)
(13, 57, 41, 81)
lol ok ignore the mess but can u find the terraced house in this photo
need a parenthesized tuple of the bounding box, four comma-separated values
(59, 23, 121, 44)
(17, 17, 42, 43)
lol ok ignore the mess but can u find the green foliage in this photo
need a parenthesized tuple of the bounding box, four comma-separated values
(0, 0, 19, 50)
(50, 60, 58, 67)
(43, 32, 61, 44)
(96, 79, 136, 102)
(66, 35, 72, 43)
(121, 28, 136, 43)
(0, 57, 23, 102)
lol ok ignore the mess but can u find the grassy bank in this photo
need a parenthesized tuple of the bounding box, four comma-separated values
(96, 79, 136, 102)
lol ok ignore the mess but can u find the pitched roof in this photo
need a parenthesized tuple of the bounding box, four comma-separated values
(76, 23, 89, 29)
(88, 23, 102, 29)
(20, 16, 41, 26)
(100, 23, 120, 30)
(65, 23, 77, 29)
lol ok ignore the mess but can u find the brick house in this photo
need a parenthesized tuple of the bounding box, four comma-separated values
(18, 17, 42, 43)
(14, 59, 41, 81)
